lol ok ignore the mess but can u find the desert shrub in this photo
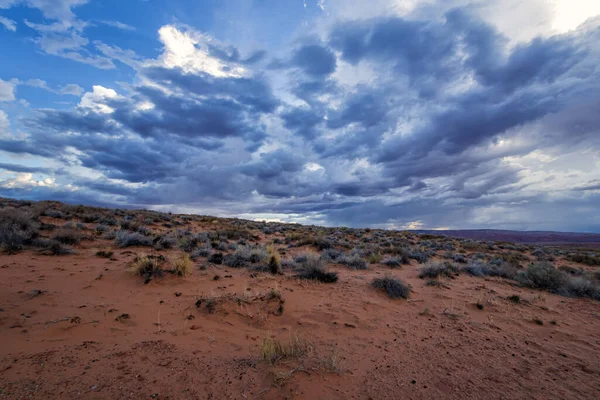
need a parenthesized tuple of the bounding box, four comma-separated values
(216, 228, 254, 241)
(115, 231, 153, 248)
(567, 253, 600, 266)
(39, 223, 56, 231)
(190, 246, 212, 259)
(371, 276, 410, 299)
(102, 230, 117, 240)
(296, 255, 338, 283)
(178, 233, 207, 253)
(409, 248, 433, 264)
(223, 245, 267, 268)
(45, 240, 74, 255)
(559, 276, 600, 299)
(461, 261, 518, 279)
(447, 253, 467, 263)
(80, 213, 100, 223)
(154, 233, 177, 249)
(516, 262, 566, 291)
(96, 249, 114, 258)
(129, 254, 164, 283)
(558, 265, 585, 276)
(171, 253, 192, 277)
(0, 208, 39, 253)
(208, 252, 223, 264)
(382, 255, 409, 268)
(266, 245, 282, 275)
(368, 252, 383, 264)
(51, 228, 81, 245)
(338, 252, 368, 270)
(34, 238, 74, 255)
(261, 335, 309, 365)
(418, 261, 460, 279)
(136, 225, 152, 236)
(95, 224, 110, 232)
(313, 236, 333, 250)
(44, 209, 65, 219)
(320, 248, 343, 262)
(98, 216, 117, 226)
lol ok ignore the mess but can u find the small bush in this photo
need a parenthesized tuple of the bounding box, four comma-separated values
(338, 252, 368, 270)
(96, 249, 114, 258)
(418, 261, 459, 279)
(51, 228, 81, 245)
(296, 255, 338, 283)
(567, 253, 600, 266)
(266, 245, 282, 275)
(208, 252, 223, 264)
(382, 255, 409, 268)
(154, 233, 177, 249)
(129, 254, 164, 283)
(0, 208, 39, 253)
(115, 231, 153, 248)
(35, 238, 74, 255)
(171, 253, 192, 277)
(95, 224, 110, 233)
(261, 335, 309, 365)
(462, 261, 518, 279)
(516, 263, 565, 291)
(190, 246, 212, 259)
(320, 248, 342, 262)
(559, 276, 600, 299)
(371, 276, 410, 299)
(223, 245, 267, 268)
(507, 295, 521, 303)
(44, 209, 65, 219)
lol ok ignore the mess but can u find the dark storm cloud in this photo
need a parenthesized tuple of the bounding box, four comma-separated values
(0, 162, 52, 174)
(329, 14, 460, 89)
(280, 107, 324, 139)
(445, 9, 585, 93)
(207, 45, 266, 65)
(326, 89, 391, 129)
(240, 149, 305, 180)
(142, 67, 279, 113)
(2, 6, 600, 231)
(291, 44, 337, 77)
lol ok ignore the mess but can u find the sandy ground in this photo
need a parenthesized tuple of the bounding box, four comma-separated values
(1, 235, 600, 399)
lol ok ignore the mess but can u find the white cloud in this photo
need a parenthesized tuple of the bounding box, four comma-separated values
(97, 20, 136, 31)
(60, 83, 83, 96)
(0, 15, 16, 31)
(0, 79, 16, 101)
(94, 42, 142, 68)
(0, 110, 9, 133)
(23, 0, 87, 25)
(78, 85, 120, 113)
(155, 25, 245, 77)
(0, 173, 56, 189)
(21, 79, 83, 96)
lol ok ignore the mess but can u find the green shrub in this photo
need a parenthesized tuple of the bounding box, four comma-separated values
(371, 276, 410, 299)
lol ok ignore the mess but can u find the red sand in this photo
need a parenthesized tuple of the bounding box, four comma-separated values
(1, 236, 600, 399)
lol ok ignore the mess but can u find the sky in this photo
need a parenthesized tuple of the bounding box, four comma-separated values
(0, 0, 600, 232)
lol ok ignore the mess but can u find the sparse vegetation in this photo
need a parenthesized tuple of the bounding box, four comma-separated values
(261, 335, 309, 365)
(170, 253, 192, 277)
(129, 254, 164, 283)
(115, 231, 153, 248)
(371, 276, 410, 299)
(296, 255, 338, 283)
(418, 261, 460, 279)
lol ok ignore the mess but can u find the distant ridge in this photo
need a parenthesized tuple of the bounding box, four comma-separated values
(411, 229, 600, 245)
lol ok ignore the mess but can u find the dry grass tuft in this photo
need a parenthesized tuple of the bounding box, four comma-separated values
(129, 253, 163, 283)
(171, 253, 192, 276)
(261, 335, 310, 365)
